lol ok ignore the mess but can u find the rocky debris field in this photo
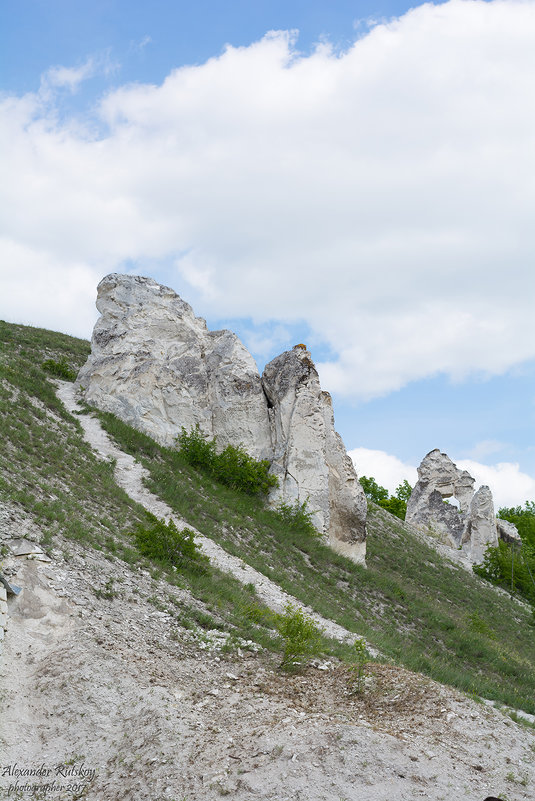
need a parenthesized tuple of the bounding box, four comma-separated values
(1, 501, 535, 801)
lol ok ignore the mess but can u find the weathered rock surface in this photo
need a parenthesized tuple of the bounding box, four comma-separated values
(77, 274, 367, 563)
(406, 449, 519, 562)
(406, 449, 475, 529)
(262, 346, 366, 562)
(496, 518, 522, 546)
(462, 485, 498, 564)
(77, 274, 273, 460)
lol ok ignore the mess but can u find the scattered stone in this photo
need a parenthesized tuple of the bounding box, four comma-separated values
(0, 574, 21, 596)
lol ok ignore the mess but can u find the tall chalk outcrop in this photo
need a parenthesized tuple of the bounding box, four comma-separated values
(76, 274, 273, 459)
(262, 346, 367, 563)
(77, 274, 367, 563)
(406, 449, 520, 562)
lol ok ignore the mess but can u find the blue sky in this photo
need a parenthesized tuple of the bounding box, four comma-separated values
(2, 0, 535, 506)
(2, 1, 447, 93)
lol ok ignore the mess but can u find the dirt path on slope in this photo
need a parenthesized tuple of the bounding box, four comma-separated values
(56, 382, 368, 649)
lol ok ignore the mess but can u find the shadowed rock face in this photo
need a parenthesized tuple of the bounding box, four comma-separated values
(406, 449, 520, 562)
(262, 346, 367, 562)
(463, 485, 498, 564)
(77, 274, 367, 563)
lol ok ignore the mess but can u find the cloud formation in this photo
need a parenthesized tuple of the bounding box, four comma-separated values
(349, 447, 418, 492)
(1, 1, 535, 392)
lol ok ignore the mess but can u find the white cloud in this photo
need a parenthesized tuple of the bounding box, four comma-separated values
(2, 1, 535, 399)
(39, 52, 118, 96)
(463, 440, 506, 460)
(349, 448, 418, 495)
(0, 238, 101, 337)
(44, 61, 96, 92)
(456, 459, 535, 510)
(350, 447, 535, 509)
(134, 36, 153, 52)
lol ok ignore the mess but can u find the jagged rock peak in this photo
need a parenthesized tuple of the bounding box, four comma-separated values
(262, 345, 367, 563)
(77, 274, 367, 564)
(412, 449, 475, 513)
(77, 273, 273, 459)
(406, 448, 520, 562)
(463, 485, 497, 565)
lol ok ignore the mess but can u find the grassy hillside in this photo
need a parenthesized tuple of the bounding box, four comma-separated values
(0, 321, 280, 649)
(1, 320, 534, 714)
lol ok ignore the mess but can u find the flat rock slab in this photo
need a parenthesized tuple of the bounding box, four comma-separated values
(0, 573, 21, 596)
(8, 538, 44, 557)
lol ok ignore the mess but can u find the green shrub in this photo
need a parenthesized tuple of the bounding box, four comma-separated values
(177, 425, 278, 496)
(176, 425, 217, 471)
(359, 476, 389, 503)
(274, 602, 323, 671)
(133, 514, 209, 574)
(359, 476, 412, 521)
(42, 356, 77, 382)
(275, 499, 319, 537)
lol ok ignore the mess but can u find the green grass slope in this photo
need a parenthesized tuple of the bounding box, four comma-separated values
(1, 320, 534, 713)
(0, 320, 279, 649)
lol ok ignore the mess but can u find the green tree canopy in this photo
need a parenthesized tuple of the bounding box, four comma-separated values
(498, 501, 535, 548)
(359, 475, 413, 521)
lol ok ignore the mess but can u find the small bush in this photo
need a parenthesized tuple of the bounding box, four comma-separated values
(274, 603, 323, 671)
(93, 577, 118, 601)
(176, 425, 217, 471)
(42, 357, 77, 382)
(275, 499, 319, 537)
(133, 514, 209, 574)
(359, 476, 411, 521)
(177, 425, 278, 496)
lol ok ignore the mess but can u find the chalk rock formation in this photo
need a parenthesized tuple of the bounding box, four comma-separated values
(462, 485, 498, 564)
(406, 449, 474, 525)
(406, 449, 519, 562)
(76, 274, 273, 459)
(262, 346, 367, 562)
(77, 274, 367, 563)
(496, 518, 522, 546)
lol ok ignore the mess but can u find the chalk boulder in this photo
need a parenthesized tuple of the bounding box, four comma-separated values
(496, 518, 522, 546)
